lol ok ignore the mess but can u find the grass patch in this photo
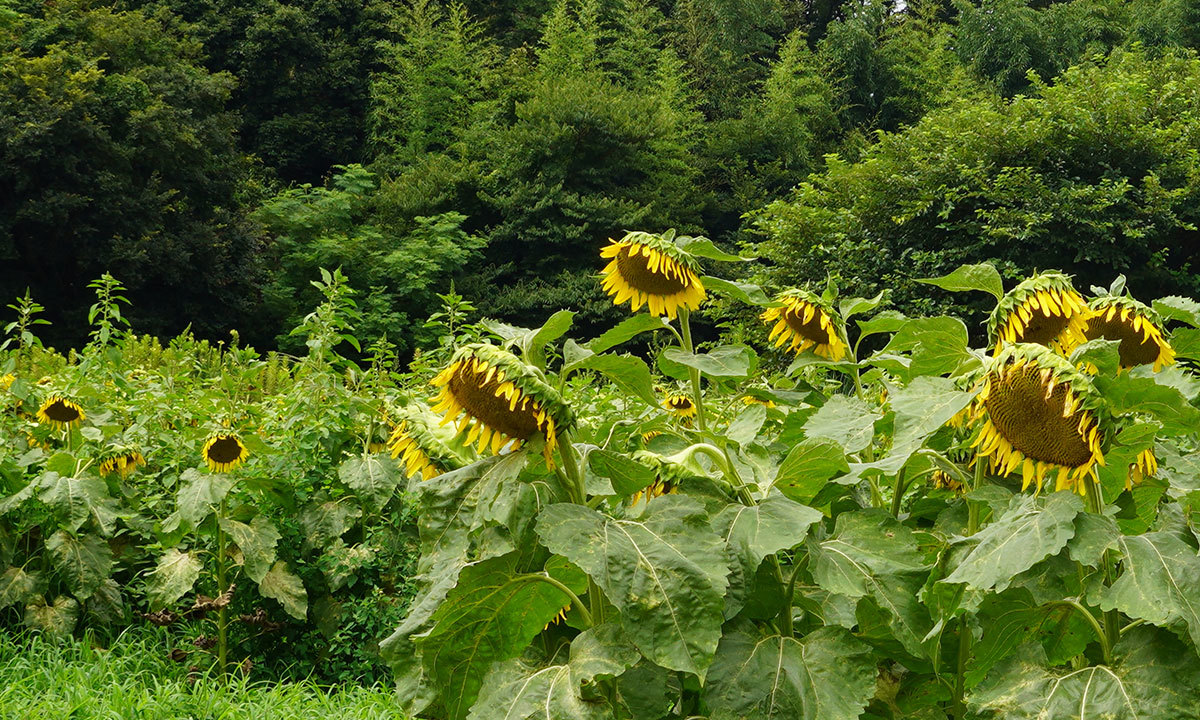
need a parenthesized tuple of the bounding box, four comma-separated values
(0, 630, 401, 719)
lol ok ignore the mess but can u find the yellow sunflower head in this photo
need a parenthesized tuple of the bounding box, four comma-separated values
(929, 470, 964, 493)
(388, 405, 465, 481)
(628, 450, 689, 505)
(599, 230, 706, 319)
(98, 446, 147, 479)
(1, 374, 13, 392)
(741, 394, 776, 408)
(662, 393, 697, 419)
(36, 394, 85, 430)
(202, 433, 249, 473)
(989, 272, 1091, 356)
(1083, 295, 1175, 372)
(430, 343, 573, 466)
(967, 344, 1106, 495)
(761, 289, 848, 361)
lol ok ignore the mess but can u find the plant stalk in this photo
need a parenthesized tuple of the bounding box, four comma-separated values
(556, 432, 605, 624)
(1085, 475, 1121, 660)
(216, 496, 229, 678)
(678, 308, 707, 432)
(953, 460, 986, 720)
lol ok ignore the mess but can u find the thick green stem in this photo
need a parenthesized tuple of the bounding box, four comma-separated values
(216, 497, 228, 677)
(521, 574, 594, 627)
(890, 469, 908, 518)
(1085, 475, 1121, 661)
(678, 308, 707, 432)
(556, 432, 605, 624)
(953, 461, 987, 720)
(1051, 600, 1112, 665)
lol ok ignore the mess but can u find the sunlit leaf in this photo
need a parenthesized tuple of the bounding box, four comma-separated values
(146, 548, 201, 609)
(917, 263, 1004, 301)
(259, 560, 308, 620)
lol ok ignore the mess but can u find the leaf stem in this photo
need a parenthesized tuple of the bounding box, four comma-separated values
(1049, 600, 1112, 665)
(216, 495, 228, 678)
(678, 308, 707, 432)
(520, 573, 594, 628)
(555, 432, 605, 624)
(890, 469, 908, 518)
(1085, 474, 1121, 661)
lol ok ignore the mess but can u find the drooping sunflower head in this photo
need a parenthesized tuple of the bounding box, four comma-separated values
(662, 393, 696, 419)
(1083, 295, 1175, 372)
(388, 405, 465, 481)
(98, 446, 147, 479)
(1128, 447, 1157, 490)
(628, 450, 690, 505)
(202, 432, 249, 473)
(599, 231, 706, 319)
(430, 344, 573, 465)
(761, 289, 848, 361)
(967, 344, 1106, 495)
(36, 394, 85, 430)
(988, 272, 1091, 356)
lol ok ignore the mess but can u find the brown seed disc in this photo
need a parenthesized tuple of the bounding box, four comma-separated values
(448, 364, 540, 440)
(1085, 316, 1160, 367)
(43, 399, 81, 423)
(206, 437, 244, 464)
(783, 307, 829, 344)
(1011, 309, 1069, 346)
(983, 364, 1093, 467)
(615, 247, 690, 295)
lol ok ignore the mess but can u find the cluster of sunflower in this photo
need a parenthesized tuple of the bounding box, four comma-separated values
(17, 389, 250, 477)
(962, 272, 1175, 495)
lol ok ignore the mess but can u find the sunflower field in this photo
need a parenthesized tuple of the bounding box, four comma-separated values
(7, 231, 1200, 720)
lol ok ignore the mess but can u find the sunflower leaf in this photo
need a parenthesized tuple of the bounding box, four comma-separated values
(587, 449, 655, 497)
(662, 345, 755, 379)
(917, 263, 1004, 301)
(703, 276, 771, 305)
(940, 493, 1082, 593)
(536, 496, 730, 679)
(146, 548, 202, 609)
(468, 654, 613, 720)
(880, 316, 972, 379)
(772, 438, 849, 502)
(802, 395, 880, 454)
(839, 291, 887, 321)
(523, 310, 574, 369)
(219, 514, 281, 584)
(418, 553, 577, 720)
(38, 472, 118, 535)
(1098, 530, 1200, 648)
(583, 315, 671, 355)
(715, 494, 822, 615)
(705, 626, 876, 720)
(969, 627, 1200, 719)
(338, 454, 401, 512)
(676, 236, 752, 262)
(0, 566, 45, 609)
(569, 622, 642, 683)
(1093, 372, 1200, 435)
(1152, 296, 1200, 327)
(1168, 327, 1200, 360)
(23, 596, 78, 639)
(175, 468, 234, 530)
(45, 530, 112, 601)
(259, 560, 308, 620)
(569, 354, 658, 407)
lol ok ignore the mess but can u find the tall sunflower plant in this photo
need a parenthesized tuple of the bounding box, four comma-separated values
(379, 249, 1200, 720)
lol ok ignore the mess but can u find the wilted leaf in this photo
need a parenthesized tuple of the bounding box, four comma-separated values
(536, 496, 730, 679)
(219, 514, 281, 583)
(587, 449, 654, 497)
(569, 354, 658, 407)
(259, 560, 307, 620)
(45, 530, 112, 601)
(0, 566, 44, 609)
(583, 315, 670, 355)
(1099, 530, 1200, 648)
(146, 548, 201, 609)
(38, 472, 118, 534)
(338, 454, 402, 512)
(23, 595, 78, 639)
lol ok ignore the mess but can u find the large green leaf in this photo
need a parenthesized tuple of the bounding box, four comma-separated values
(259, 560, 308, 620)
(338, 453, 402, 512)
(219, 514, 281, 583)
(662, 345, 755, 379)
(468, 655, 613, 720)
(703, 276, 771, 305)
(726, 404, 767, 447)
(587, 449, 655, 497)
(917, 263, 1004, 300)
(1099, 530, 1200, 648)
(1153, 296, 1200, 328)
(146, 548, 201, 609)
(298, 497, 361, 550)
(967, 588, 1089, 687)
(705, 626, 876, 720)
(1094, 373, 1200, 435)
(175, 468, 233, 530)
(568, 623, 642, 683)
(941, 493, 1082, 592)
(536, 496, 730, 679)
(802, 395, 880, 454)
(568, 354, 658, 408)
(415, 455, 525, 574)
(45, 530, 112, 601)
(38, 472, 117, 534)
(583, 315, 671, 355)
(715, 494, 821, 601)
(772, 439, 849, 502)
(23, 596, 78, 639)
(418, 553, 575, 720)
(0, 566, 44, 609)
(970, 627, 1200, 719)
(879, 317, 972, 378)
(523, 310, 574, 368)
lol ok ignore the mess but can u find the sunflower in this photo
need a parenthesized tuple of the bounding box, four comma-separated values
(388, 406, 465, 481)
(36, 394, 85, 429)
(989, 272, 1091, 356)
(761, 289, 849, 361)
(0, 374, 13, 391)
(967, 344, 1106, 495)
(430, 344, 573, 466)
(929, 470, 964, 493)
(662, 393, 697, 419)
(98, 447, 147, 479)
(741, 394, 776, 408)
(202, 433, 249, 473)
(1083, 296, 1175, 372)
(599, 231, 706, 319)
(628, 450, 689, 505)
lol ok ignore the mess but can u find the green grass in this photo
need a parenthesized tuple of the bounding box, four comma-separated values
(0, 630, 402, 720)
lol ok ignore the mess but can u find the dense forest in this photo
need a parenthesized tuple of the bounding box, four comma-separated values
(4, 0, 1200, 351)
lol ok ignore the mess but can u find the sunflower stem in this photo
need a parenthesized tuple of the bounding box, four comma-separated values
(678, 308, 707, 432)
(556, 432, 606, 625)
(890, 469, 908, 518)
(519, 573, 593, 628)
(953, 460, 987, 720)
(215, 495, 229, 679)
(1050, 600, 1112, 666)
(1085, 474, 1121, 662)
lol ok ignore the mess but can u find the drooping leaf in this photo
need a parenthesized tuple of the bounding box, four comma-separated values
(0, 566, 44, 609)
(839, 291, 887, 321)
(677, 236, 752, 262)
(414, 455, 524, 574)
(1099, 530, 1200, 648)
(45, 530, 112, 601)
(970, 627, 1200, 719)
(917, 263, 1004, 301)
(418, 553, 576, 720)
(1153, 296, 1200, 328)
(802, 395, 880, 454)
(726, 404, 767, 447)
(175, 468, 234, 530)
(338, 454, 402, 512)
(880, 317, 972, 378)
(146, 548, 201, 609)
(569, 354, 659, 408)
(583, 315, 671, 355)
(1094, 373, 1200, 435)
(941, 493, 1082, 592)
(468, 654, 613, 720)
(298, 497, 362, 550)
(587, 449, 655, 497)
(715, 494, 822, 607)
(1065, 511, 1118, 568)
(536, 496, 730, 679)
(219, 514, 281, 583)
(23, 595, 78, 639)
(524, 310, 574, 368)
(259, 560, 308, 620)
(38, 472, 118, 534)
(703, 276, 771, 305)
(705, 626, 876, 720)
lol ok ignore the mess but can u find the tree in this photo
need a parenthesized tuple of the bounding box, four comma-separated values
(0, 0, 264, 348)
